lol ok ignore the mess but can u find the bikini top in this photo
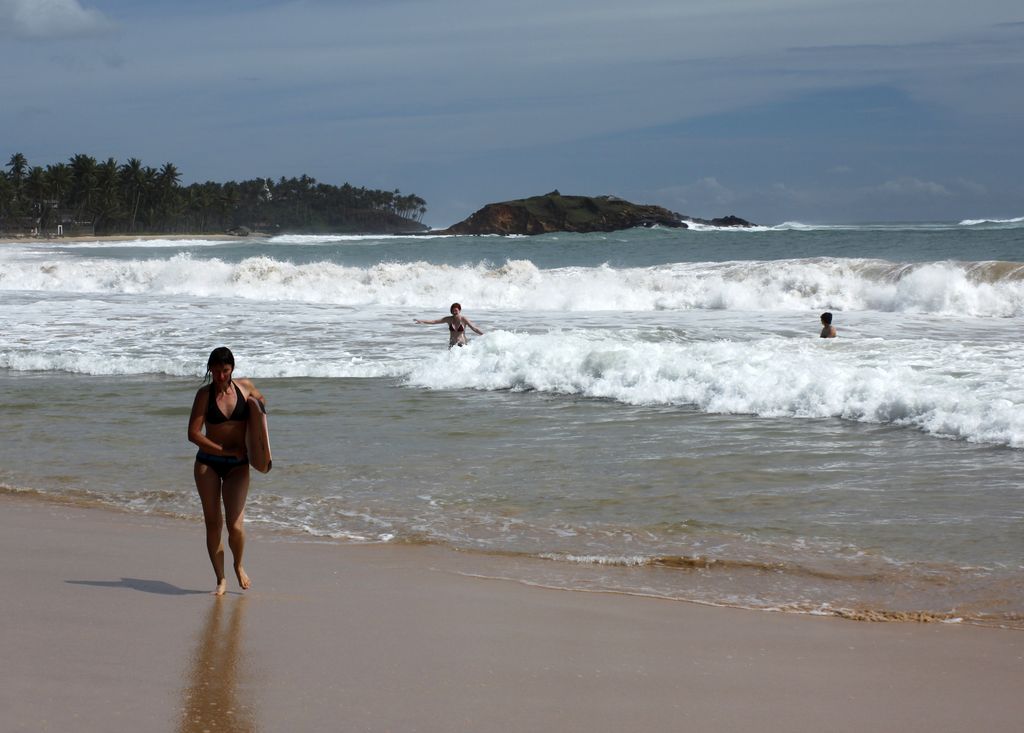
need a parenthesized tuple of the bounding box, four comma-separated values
(206, 383, 249, 424)
(449, 318, 465, 333)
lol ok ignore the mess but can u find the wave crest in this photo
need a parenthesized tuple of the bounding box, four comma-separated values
(3, 255, 1024, 316)
(404, 331, 1024, 448)
(958, 216, 1024, 226)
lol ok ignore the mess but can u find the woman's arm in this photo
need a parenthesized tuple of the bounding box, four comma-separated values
(187, 388, 226, 454)
(414, 317, 448, 325)
(464, 318, 484, 335)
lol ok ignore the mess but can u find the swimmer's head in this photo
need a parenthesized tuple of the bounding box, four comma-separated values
(207, 346, 235, 369)
(206, 346, 235, 383)
(450, 302, 462, 315)
(820, 312, 833, 325)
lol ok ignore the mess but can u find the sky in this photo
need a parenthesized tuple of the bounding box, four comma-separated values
(2, 0, 1022, 227)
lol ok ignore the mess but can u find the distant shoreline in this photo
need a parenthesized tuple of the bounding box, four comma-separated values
(0, 233, 247, 245)
(0, 230, 442, 244)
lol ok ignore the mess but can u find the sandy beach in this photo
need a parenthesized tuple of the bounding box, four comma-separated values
(2, 493, 1020, 733)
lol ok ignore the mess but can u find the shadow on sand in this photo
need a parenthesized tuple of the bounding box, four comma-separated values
(65, 578, 208, 595)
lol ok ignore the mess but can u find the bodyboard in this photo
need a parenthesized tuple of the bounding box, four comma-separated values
(246, 397, 272, 473)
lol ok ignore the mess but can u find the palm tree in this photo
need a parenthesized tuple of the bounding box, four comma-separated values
(219, 183, 240, 229)
(156, 162, 182, 229)
(45, 163, 73, 211)
(0, 174, 13, 219)
(24, 166, 50, 230)
(137, 166, 159, 231)
(195, 184, 217, 231)
(159, 162, 181, 190)
(120, 158, 146, 232)
(69, 153, 99, 222)
(6, 152, 28, 210)
(93, 158, 123, 233)
(6, 152, 28, 185)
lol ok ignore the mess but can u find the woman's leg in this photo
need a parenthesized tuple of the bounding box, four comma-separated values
(222, 465, 251, 590)
(194, 461, 227, 595)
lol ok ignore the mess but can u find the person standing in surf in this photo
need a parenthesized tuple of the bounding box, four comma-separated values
(820, 312, 837, 338)
(414, 302, 484, 348)
(188, 347, 265, 596)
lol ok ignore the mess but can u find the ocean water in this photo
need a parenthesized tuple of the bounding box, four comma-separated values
(1, 218, 1022, 626)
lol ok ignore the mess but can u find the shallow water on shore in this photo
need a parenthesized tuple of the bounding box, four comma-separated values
(3, 372, 1022, 626)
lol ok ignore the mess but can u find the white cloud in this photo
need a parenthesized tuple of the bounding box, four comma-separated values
(0, 0, 113, 39)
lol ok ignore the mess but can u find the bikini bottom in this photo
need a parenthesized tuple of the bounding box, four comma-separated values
(196, 451, 248, 479)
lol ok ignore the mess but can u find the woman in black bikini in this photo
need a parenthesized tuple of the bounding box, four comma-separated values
(414, 302, 484, 348)
(188, 347, 265, 596)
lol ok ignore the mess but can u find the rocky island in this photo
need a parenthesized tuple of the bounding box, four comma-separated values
(437, 191, 753, 235)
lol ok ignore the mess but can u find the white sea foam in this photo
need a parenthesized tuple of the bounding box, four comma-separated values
(773, 221, 819, 231)
(683, 221, 775, 232)
(0, 349, 399, 379)
(958, 216, 1024, 226)
(2, 254, 1022, 316)
(267, 233, 451, 244)
(539, 553, 652, 566)
(28, 237, 230, 249)
(6, 307, 1020, 448)
(770, 221, 1024, 232)
(766, 222, 901, 231)
(402, 331, 1024, 448)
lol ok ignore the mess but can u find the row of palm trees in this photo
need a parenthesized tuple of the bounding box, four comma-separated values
(0, 152, 428, 235)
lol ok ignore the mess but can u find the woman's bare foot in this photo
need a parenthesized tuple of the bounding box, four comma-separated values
(235, 564, 251, 590)
(214, 578, 227, 596)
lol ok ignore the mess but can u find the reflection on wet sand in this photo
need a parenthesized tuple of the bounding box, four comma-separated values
(179, 596, 256, 733)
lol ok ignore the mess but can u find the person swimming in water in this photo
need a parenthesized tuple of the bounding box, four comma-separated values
(820, 311, 837, 338)
(187, 346, 265, 595)
(414, 302, 484, 348)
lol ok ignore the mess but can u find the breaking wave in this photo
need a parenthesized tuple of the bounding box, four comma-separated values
(958, 216, 1024, 227)
(2, 254, 1023, 316)
(403, 331, 1024, 448)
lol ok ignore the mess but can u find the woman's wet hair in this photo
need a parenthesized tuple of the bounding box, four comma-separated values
(820, 312, 833, 325)
(204, 346, 235, 382)
(450, 302, 462, 314)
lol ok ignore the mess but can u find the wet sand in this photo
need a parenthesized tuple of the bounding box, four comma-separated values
(2, 494, 1021, 733)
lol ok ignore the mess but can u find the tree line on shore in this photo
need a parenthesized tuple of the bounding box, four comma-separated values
(0, 152, 428, 235)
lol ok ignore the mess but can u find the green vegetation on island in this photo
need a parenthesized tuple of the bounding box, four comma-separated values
(0, 152, 428, 237)
(438, 190, 753, 235)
